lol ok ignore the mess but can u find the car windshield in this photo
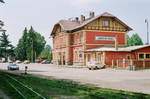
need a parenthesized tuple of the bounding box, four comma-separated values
(11, 64, 17, 66)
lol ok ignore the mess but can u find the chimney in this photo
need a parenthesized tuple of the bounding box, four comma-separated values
(89, 12, 95, 18)
(114, 36, 118, 51)
(75, 17, 79, 22)
(80, 15, 85, 22)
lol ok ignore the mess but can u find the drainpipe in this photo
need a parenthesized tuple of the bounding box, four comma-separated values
(114, 36, 118, 51)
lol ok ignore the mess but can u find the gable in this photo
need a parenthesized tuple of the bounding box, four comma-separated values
(51, 24, 62, 36)
(84, 16, 129, 32)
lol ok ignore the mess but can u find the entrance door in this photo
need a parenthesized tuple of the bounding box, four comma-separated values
(97, 53, 103, 64)
(58, 53, 62, 65)
(85, 54, 91, 66)
(62, 53, 65, 65)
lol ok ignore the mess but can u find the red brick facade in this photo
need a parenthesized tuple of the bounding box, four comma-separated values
(86, 31, 126, 45)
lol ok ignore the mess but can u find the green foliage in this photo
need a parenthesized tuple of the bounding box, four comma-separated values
(0, 32, 10, 47)
(40, 45, 52, 61)
(0, 0, 4, 3)
(0, 32, 14, 60)
(15, 27, 46, 62)
(15, 27, 28, 61)
(127, 33, 143, 46)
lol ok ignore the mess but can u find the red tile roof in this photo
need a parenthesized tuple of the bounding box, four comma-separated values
(51, 12, 132, 35)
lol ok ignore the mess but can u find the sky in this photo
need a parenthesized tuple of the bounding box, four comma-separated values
(0, 0, 150, 46)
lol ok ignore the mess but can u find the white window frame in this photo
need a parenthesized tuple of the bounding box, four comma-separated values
(138, 53, 145, 60)
(102, 20, 110, 27)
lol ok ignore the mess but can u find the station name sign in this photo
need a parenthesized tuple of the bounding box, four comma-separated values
(95, 36, 115, 41)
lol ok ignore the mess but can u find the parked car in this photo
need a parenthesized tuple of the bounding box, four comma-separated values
(7, 64, 19, 70)
(15, 60, 22, 64)
(87, 61, 105, 70)
(35, 59, 42, 63)
(23, 60, 30, 64)
(41, 60, 51, 64)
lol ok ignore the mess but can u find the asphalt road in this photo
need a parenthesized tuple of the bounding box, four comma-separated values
(1, 63, 150, 94)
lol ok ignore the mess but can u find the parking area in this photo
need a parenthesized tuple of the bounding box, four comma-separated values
(0, 63, 150, 94)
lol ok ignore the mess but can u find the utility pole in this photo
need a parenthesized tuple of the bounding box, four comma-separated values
(145, 19, 149, 45)
(32, 39, 34, 63)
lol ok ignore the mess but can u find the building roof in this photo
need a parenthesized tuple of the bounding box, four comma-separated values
(51, 12, 133, 35)
(86, 45, 150, 52)
(58, 20, 80, 31)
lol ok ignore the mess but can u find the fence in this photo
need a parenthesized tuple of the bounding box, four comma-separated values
(112, 59, 150, 70)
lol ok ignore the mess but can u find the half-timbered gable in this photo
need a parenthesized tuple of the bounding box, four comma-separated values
(84, 17, 128, 32)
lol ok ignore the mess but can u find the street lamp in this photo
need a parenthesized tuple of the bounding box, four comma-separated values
(145, 19, 149, 45)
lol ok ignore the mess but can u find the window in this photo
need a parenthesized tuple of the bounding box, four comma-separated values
(87, 54, 91, 61)
(146, 54, 150, 59)
(79, 33, 83, 43)
(139, 54, 144, 60)
(75, 51, 78, 61)
(127, 55, 131, 60)
(79, 54, 82, 58)
(102, 20, 109, 27)
(138, 53, 150, 60)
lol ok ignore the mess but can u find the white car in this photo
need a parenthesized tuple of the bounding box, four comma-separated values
(87, 61, 105, 70)
(15, 60, 22, 64)
(7, 64, 19, 70)
(23, 60, 30, 64)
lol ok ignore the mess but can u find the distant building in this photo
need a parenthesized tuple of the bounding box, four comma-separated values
(51, 12, 150, 69)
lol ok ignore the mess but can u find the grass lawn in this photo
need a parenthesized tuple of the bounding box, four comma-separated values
(0, 71, 150, 99)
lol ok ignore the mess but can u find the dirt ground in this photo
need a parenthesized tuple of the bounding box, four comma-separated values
(0, 63, 150, 94)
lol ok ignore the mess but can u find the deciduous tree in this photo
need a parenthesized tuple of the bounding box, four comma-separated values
(40, 45, 52, 61)
(15, 27, 46, 62)
(127, 33, 143, 46)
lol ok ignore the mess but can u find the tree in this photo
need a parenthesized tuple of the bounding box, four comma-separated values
(15, 28, 28, 61)
(15, 27, 46, 62)
(127, 35, 131, 46)
(0, 32, 14, 61)
(0, 0, 4, 3)
(34, 32, 46, 59)
(26, 27, 46, 62)
(127, 33, 143, 46)
(26, 26, 36, 62)
(40, 45, 52, 61)
(0, 20, 4, 27)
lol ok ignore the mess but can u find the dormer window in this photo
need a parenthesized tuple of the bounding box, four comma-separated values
(102, 20, 110, 27)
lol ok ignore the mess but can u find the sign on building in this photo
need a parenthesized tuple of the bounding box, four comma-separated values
(95, 36, 115, 41)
